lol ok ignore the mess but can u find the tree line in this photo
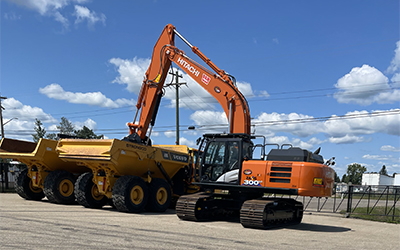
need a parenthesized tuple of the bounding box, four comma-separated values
(32, 117, 103, 142)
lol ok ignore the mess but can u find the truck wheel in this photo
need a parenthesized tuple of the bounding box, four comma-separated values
(15, 168, 44, 201)
(112, 175, 148, 213)
(43, 170, 76, 204)
(74, 172, 108, 208)
(146, 178, 171, 212)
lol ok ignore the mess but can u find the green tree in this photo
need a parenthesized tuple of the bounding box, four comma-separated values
(74, 126, 103, 139)
(43, 117, 102, 140)
(345, 163, 367, 185)
(46, 117, 75, 139)
(379, 165, 388, 176)
(57, 117, 75, 135)
(46, 133, 58, 140)
(341, 174, 348, 183)
(334, 172, 340, 183)
(32, 119, 46, 143)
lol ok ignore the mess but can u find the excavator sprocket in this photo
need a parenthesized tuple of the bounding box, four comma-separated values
(240, 198, 303, 229)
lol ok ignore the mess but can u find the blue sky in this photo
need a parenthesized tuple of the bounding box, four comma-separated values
(1, 0, 399, 178)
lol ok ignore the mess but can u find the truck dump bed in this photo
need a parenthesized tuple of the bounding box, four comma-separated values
(0, 138, 85, 174)
(56, 139, 190, 179)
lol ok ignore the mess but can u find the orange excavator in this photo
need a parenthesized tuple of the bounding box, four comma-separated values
(127, 24, 335, 229)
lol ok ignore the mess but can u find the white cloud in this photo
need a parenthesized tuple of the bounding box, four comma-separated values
(253, 112, 321, 137)
(334, 41, 400, 106)
(324, 109, 400, 137)
(4, 12, 21, 20)
(333, 64, 399, 105)
(73, 5, 106, 28)
(2, 98, 58, 140)
(258, 90, 270, 98)
(109, 57, 151, 94)
(5, 0, 103, 30)
(387, 41, 400, 74)
(363, 154, 392, 161)
(3, 97, 57, 123)
(39, 83, 135, 108)
(74, 118, 97, 130)
(236, 81, 254, 97)
(381, 145, 400, 152)
(6, 0, 70, 15)
(53, 11, 69, 29)
(179, 137, 196, 147)
(110, 58, 216, 110)
(328, 135, 365, 144)
(189, 108, 399, 145)
(164, 130, 175, 138)
(362, 154, 400, 164)
(264, 136, 322, 151)
(189, 110, 228, 133)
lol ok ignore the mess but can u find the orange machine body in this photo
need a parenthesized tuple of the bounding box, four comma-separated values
(241, 160, 335, 197)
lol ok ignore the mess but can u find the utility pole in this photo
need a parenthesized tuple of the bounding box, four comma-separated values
(166, 69, 186, 145)
(0, 95, 7, 139)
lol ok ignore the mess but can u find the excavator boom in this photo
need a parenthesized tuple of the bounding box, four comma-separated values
(127, 24, 251, 143)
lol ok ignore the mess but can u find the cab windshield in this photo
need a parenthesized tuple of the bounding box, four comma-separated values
(201, 140, 250, 182)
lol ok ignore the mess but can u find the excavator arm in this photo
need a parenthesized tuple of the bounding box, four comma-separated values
(127, 24, 251, 143)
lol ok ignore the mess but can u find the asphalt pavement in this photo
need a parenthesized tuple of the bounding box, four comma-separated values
(0, 193, 399, 250)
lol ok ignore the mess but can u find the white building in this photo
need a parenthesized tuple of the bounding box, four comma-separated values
(394, 174, 400, 186)
(362, 173, 396, 186)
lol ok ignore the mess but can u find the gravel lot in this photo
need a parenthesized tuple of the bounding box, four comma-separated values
(1, 193, 399, 250)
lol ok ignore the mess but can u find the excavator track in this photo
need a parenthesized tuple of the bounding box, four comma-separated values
(176, 192, 214, 221)
(240, 198, 303, 229)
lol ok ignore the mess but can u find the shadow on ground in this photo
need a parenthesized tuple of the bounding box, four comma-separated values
(287, 223, 351, 232)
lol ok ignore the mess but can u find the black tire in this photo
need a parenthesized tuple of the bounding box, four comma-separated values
(112, 176, 148, 213)
(146, 178, 171, 212)
(74, 172, 108, 208)
(14, 168, 44, 201)
(43, 170, 76, 204)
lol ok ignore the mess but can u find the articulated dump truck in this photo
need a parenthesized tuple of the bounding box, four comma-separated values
(56, 138, 198, 212)
(1, 137, 198, 213)
(0, 138, 88, 204)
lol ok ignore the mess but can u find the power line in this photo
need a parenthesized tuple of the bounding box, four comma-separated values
(4, 80, 398, 121)
(6, 109, 399, 136)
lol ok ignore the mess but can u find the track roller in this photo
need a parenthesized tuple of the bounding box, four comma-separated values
(240, 198, 303, 229)
(176, 193, 217, 221)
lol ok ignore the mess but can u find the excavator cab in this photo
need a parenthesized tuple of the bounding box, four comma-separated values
(198, 134, 253, 184)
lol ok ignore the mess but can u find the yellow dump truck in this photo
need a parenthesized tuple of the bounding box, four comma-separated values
(0, 138, 89, 204)
(56, 138, 198, 212)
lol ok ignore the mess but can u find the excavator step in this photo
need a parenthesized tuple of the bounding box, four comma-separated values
(240, 198, 303, 229)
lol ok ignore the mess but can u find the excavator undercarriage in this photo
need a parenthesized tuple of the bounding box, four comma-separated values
(176, 191, 303, 229)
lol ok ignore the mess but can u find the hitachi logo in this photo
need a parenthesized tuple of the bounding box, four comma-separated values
(177, 57, 200, 77)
